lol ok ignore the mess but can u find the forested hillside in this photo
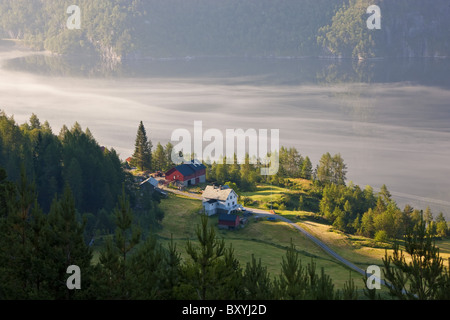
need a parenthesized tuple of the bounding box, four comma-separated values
(0, 111, 164, 236)
(318, 0, 450, 59)
(1, 0, 448, 61)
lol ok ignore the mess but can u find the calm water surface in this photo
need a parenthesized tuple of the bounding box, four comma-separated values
(1, 46, 449, 217)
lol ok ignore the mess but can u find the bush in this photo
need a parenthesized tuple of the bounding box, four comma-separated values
(374, 230, 388, 243)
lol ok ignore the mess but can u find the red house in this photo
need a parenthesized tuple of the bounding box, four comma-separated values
(218, 213, 240, 230)
(165, 159, 206, 187)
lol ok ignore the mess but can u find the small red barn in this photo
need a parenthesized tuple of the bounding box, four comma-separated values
(218, 214, 240, 230)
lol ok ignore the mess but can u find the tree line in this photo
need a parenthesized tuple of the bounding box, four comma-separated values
(319, 181, 449, 241)
(1, 170, 448, 300)
(0, 111, 163, 237)
(198, 143, 449, 242)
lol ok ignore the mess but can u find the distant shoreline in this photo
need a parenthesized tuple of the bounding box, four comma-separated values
(2, 38, 448, 64)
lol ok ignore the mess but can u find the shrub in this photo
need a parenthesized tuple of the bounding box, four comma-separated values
(374, 230, 388, 243)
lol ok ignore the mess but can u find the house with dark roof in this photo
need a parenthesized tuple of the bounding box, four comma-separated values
(165, 159, 206, 187)
(218, 213, 240, 230)
(139, 177, 167, 197)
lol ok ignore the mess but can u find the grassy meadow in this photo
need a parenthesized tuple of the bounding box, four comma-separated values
(154, 181, 450, 295)
(157, 193, 377, 292)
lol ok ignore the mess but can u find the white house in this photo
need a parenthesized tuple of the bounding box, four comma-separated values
(201, 185, 242, 216)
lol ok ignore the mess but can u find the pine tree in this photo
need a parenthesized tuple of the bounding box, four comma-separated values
(185, 214, 226, 300)
(242, 254, 274, 299)
(114, 187, 141, 288)
(127, 235, 167, 299)
(44, 185, 93, 299)
(152, 142, 166, 172)
(300, 156, 313, 180)
(277, 242, 308, 299)
(379, 184, 392, 203)
(131, 121, 152, 172)
(382, 218, 449, 299)
(160, 236, 182, 299)
(423, 206, 433, 225)
(29, 113, 41, 130)
(306, 259, 336, 299)
(96, 187, 141, 299)
(0, 168, 36, 298)
(164, 142, 175, 170)
(316, 152, 332, 184)
(436, 212, 449, 238)
(331, 153, 347, 185)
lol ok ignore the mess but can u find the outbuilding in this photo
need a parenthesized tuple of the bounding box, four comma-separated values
(218, 213, 240, 230)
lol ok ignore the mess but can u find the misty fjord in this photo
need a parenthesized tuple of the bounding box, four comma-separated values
(1, 0, 449, 306)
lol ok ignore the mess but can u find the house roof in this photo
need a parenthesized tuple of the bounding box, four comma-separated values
(218, 213, 239, 222)
(202, 185, 234, 201)
(140, 177, 159, 188)
(167, 159, 206, 177)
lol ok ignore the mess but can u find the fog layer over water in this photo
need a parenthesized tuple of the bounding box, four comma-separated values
(1, 49, 450, 218)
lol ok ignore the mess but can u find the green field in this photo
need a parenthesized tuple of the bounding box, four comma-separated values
(156, 187, 450, 296)
(241, 183, 450, 268)
(158, 193, 375, 292)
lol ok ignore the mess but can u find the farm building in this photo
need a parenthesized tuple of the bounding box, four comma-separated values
(165, 159, 206, 187)
(218, 213, 240, 230)
(139, 177, 167, 197)
(201, 185, 243, 216)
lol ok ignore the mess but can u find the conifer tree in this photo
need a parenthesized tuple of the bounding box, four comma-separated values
(436, 212, 449, 238)
(96, 187, 141, 299)
(114, 187, 141, 289)
(131, 121, 152, 171)
(242, 254, 274, 300)
(382, 218, 449, 299)
(185, 214, 226, 299)
(0, 167, 36, 298)
(29, 113, 41, 130)
(127, 235, 166, 299)
(152, 142, 166, 171)
(44, 185, 93, 299)
(301, 156, 313, 180)
(307, 259, 336, 300)
(276, 242, 308, 299)
(163, 142, 175, 170)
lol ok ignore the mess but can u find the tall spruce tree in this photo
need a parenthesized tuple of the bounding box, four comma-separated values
(95, 187, 141, 299)
(131, 121, 152, 172)
(44, 185, 93, 299)
(0, 167, 37, 299)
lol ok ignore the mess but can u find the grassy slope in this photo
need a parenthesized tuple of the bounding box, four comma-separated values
(156, 179, 450, 295)
(242, 183, 450, 266)
(158, 193, 370, 291)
